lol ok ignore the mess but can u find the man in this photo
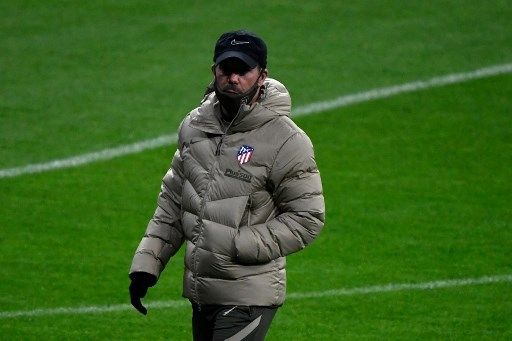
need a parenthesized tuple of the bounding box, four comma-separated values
(129, 30, 325, 340)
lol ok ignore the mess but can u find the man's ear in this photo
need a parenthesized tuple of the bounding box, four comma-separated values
(258, 68, 268, 86)
(211, 64, 216, 75)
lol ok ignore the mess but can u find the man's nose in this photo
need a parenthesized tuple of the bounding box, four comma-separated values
(228, 72, 240, 84)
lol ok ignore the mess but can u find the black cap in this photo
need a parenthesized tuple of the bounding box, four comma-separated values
(213, 30, 267, 68)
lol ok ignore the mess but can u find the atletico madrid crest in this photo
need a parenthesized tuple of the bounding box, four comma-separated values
(237, 145, 254, 165)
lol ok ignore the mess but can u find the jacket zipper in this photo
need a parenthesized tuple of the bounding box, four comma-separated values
(247, 194, 252, 228)
(192, 165, 215, 309)
(193, 100, 248, 307)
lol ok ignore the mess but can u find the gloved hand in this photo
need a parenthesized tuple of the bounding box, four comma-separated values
(129, 272, 157, 315)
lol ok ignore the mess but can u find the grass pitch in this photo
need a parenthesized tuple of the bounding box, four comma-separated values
(1, 1, 511, 339)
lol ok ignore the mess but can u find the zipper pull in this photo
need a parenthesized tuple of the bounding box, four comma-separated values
(215, 136, 223, 156)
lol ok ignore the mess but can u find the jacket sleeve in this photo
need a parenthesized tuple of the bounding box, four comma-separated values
(129, 148, 185, 279)
(234, 131, 325, 264)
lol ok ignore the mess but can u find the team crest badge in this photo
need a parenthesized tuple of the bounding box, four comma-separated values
(237, 145, 254, 165)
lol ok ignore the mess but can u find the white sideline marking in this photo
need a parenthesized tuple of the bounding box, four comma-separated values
(1, 273, 510, 319)
(292, 62, 512, 117)
(0, 134, 178, 179)
(1, 62, 511, 179)
(287, 273, 512, 299)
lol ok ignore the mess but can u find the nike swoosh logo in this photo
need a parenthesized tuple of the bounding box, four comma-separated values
(231, 39, 250, 45)
(223, 306, 238, 316)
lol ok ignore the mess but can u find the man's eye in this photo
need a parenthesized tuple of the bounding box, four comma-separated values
(221, 65, 251, 76)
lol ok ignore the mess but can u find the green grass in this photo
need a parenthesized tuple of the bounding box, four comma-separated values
(1, 1, 511, 339)
(1, 1, 511, 167)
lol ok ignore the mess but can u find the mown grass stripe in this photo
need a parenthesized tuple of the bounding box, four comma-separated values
(1, 62, 511, 179)
(1, 273, 510, 319)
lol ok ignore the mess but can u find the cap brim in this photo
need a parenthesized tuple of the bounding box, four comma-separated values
(215, 51, 257, 68)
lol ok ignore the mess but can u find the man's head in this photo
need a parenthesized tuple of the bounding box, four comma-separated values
(213, 30, 267, 69)
(212, 30, 268, 119)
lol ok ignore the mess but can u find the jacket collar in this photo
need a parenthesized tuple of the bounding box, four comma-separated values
(189, 78, 291, 134)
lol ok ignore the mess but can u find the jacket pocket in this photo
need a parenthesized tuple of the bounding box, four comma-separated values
(202, 195, 249, 229)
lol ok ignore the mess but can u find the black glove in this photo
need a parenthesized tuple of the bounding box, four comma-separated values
(129, 272, 157, 315)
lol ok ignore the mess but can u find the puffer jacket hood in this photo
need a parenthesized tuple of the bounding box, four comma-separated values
(130, 77, 324, 307)
(190, 78, 292, 134)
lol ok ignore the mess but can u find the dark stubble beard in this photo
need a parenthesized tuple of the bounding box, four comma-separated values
(214, 78, 261, 121)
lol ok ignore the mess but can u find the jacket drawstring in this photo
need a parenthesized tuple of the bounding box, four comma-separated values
(215, 98, 248, 156)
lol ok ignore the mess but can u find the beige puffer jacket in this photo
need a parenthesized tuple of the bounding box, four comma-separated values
(130, 78, 325, 306)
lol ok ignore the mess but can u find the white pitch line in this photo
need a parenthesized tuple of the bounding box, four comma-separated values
(0, 134, 178, 179)
(286, 273, 512, 299)
(1, 273, 511, 319)
(292, 62, 512, 117)
(1, 62, 511, 179)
